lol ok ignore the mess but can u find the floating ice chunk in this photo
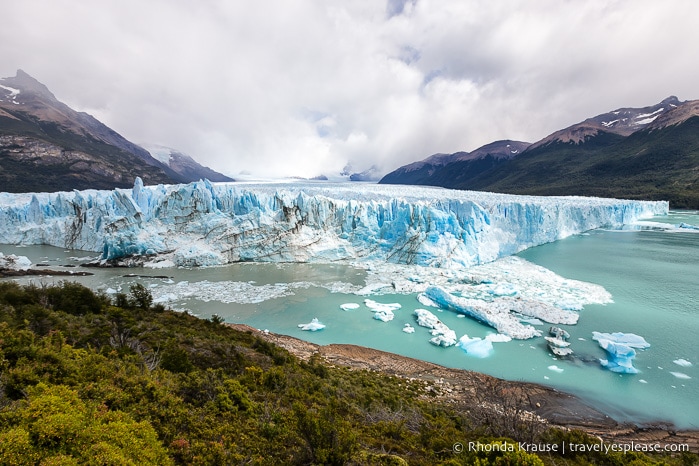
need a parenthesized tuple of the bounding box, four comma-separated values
(417, 293, 438, 308)
(105, 288, 117, 294)
(639, 379, 648, 384)
(679, 222, 699, 230)
(592, 332, 650, 348)
(0, 252, 31, 270)
(423, 286, 540, 339)
(673, 358, 693, 367)
(340, 303, 360, 311)
(548, 365, 564, 373)
(413, 308, 457, 347)
(485, 333, 512, 343)
(429, 331, 457, 347)
(402, 324, 415, 334)
(364, 299, 401, 312)
(457, 335, 494, 358)
(298, 318, 325, 331)
(414, 308, 441, 328)
(592, 332, 649, 374)
(373, 309, 395, 322)
(670, 372, 692, 380)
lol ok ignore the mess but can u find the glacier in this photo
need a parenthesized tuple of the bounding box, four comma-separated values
(0, 179, 668, 268)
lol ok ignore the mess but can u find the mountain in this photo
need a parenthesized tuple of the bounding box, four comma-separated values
(379, 140, 531, 186)
(0, 70, 230, 193)
(141, 144, 233, 183)
(380, 97, 699, 208)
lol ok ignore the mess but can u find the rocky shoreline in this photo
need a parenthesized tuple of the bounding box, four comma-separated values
(229, 324, 699, 453)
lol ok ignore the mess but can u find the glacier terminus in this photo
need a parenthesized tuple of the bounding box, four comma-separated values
(0, 179, 668, 269)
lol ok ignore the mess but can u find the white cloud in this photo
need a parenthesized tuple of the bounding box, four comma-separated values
(1, 0, 699, 178)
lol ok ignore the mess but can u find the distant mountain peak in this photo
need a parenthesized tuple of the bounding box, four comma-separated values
(1, 69, 57, 101)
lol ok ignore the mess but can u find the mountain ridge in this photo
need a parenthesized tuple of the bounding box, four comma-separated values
(0, 70, 231, 193)
(380, 96, 699, 208)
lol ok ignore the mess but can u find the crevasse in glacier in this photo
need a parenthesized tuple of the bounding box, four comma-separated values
(0, 179, 668, 267)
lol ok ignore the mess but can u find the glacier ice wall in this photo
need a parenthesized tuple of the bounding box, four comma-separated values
(0, 179, 668, 267)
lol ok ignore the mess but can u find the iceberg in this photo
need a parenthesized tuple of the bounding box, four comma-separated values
(592, 331, 650, 374)
(457, 335, 493, 358)
(0, 252, 31, 271)
(298, 318, 325, 331)
(340, 303, 360, 311)
(0, 179, 667, 268)
(402, 323, 415, 334)
(422, 286, 540, 339)
(373, 310, 395, 322)
(413, 308, 457, 347)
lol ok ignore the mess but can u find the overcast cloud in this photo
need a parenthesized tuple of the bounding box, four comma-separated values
(2, 0, 699, 178)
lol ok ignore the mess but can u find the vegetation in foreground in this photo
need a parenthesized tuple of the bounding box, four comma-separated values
(0, 281, 695, 465)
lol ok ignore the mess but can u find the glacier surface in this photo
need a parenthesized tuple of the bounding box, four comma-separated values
(0, 179, 667, 268)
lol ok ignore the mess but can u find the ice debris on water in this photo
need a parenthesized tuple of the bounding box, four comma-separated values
(340, 303, 360, 311)
(413, 309, 457, 347)
(298, 318, 325, 331)
(592, 331, 650, 374)
(670, 372, 691, 380)
(673, 358, 693, 367)
(402, 324, 415, 334)
(0, 252, 31, 271)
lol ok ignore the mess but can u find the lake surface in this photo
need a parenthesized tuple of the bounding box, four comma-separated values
(2, 210, 697, 429)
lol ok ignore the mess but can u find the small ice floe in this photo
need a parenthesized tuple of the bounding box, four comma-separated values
(340, 303, 360, 311)
(639, 379, 648, 384)
(105, 288, 117, 294)
(373, 310, 395, 322)
(673, 358, 693, 367)
(402, 324, 415, 334)
(298, 318, 325, 331)
(413, 309, 457, 347)
(485, 333, 512, 343)
(548, 365, 564, 373)
(670, 372, 692, 380)
(364, 299, 401, 312)
(457, 335, 493, 358)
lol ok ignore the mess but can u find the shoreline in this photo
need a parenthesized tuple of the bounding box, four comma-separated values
(229, 324, 699, 452)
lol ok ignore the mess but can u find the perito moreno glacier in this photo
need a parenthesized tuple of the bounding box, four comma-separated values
(0, 178, 668, 268)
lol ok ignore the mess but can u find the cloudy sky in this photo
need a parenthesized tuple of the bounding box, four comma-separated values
(2, 0, 698, 179)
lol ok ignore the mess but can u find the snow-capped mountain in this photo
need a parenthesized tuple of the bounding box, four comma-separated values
(380, 97, 699, 208)
(530, 96, 683, 149)
(140, 144, 233, 183)
(0, 70, 229, 192)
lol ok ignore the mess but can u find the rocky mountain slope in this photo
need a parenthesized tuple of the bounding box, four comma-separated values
(0, 70, 231, 193)
(380, 97, 699, 208)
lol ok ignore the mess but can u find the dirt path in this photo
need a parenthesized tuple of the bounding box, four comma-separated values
(230, 324, 699, 453)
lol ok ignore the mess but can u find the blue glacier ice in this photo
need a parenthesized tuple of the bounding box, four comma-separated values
(592, 331, 650, 374)
(0, 179, 667, 268)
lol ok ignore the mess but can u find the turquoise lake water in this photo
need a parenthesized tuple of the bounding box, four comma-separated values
(2, 211, 697, 429)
